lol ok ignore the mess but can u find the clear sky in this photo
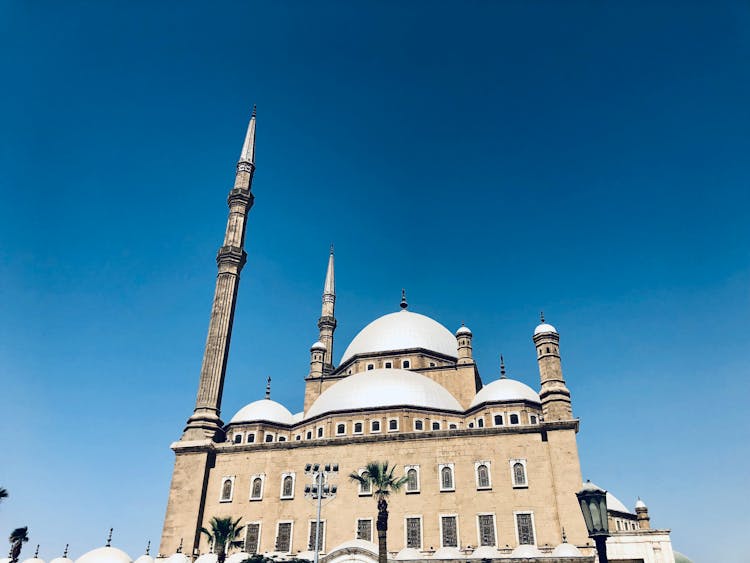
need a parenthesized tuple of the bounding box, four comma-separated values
(1, 2, 748, 562)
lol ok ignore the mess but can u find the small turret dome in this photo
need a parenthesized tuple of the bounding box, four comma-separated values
(534, 322, 558, 335)
(551, 543, 582, 556)
(306, 369, 462, 419)
(455, 325, 472, 336)
(635, 498, 647, 509)
(470, 378, 541, 407)
(341, 310, 457, 363)
(75, 547, 132, 563)
(229, 399, 294, 425)
(311, 341, 327, 351)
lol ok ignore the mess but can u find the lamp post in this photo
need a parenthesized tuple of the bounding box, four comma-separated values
(304, 463, 339, 563)
(576, 480, 610, 563)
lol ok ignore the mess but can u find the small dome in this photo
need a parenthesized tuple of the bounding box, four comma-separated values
(166, 555, 188, 563)
(468, 546, 501, 559)
(395, 548, 423, 560)
(674, 552, 694, 563)
(311, 341, 327, 351)
(534, 323, 558, 335)
(229, 399, 294, 425)
(510, 544, 542, 557)
(22, 558, 44, 563)
(1, 558, 12, 563)
(551, 543, 582, 556)
(470, 378, 540, 407)
(328, 540, 377, 555)
(432, 547, 463, 559)
(341, 310, 457, 363)
(133, 557, 154, 563)
(455, 325, 472, 336)
(76, 547, 132, 563)
(305, 369, 462, 419)
(585, 482, 634, 515)
(224, 554, 251, 563)
(50, 558, 73, 563)
(635, 498, 647, 509)
(193, 555, 217, 563)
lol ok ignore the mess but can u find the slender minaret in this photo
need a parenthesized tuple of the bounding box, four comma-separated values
(317, 245, 337, 370)
(533, 312, 573, 421)
(455, 324, 474, 365)
(182, 108, 257, 441)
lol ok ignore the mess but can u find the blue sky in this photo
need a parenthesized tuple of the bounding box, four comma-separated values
(1, 2, 749, 562)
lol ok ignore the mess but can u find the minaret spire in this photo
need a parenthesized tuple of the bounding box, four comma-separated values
(317, 245, 337, 369)
(183, 107, 257, 441)
(265, 376, 271, 399)
(500, 354, 507, 379)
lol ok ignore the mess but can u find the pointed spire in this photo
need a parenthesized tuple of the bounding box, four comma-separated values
(540, 311, 545, 323)
(145, 541, 151, 556)
(400, 288, 408, 310)
(239, 105, 256, 164)
(265, 376, 271, 399)
(63, 545, 69, 558)
(177, 539, 183, 554)
(323, 244, 335, 297)
(34, 545, 39, 558)
(106, 528, 113, 547)
(500, 355, 507, 379)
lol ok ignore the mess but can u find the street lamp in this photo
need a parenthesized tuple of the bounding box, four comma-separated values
(304, 462, 339, 563)
(576, 480, 610, 563)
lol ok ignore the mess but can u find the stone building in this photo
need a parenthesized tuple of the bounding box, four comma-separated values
(153, 110, 679, 563)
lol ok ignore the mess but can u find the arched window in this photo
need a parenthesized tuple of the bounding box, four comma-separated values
(358, 470, 371, 495)
(317, 427, 323, 438)
(513, 462, 526, 487)
(509, 413, 519, 425)
(282, 475, 293, 498)
(247, 433, 255, 443)
(221, 478, 233, 501)
(477, 418, 484, 428)
(432, 421, 441, 430)
(477, 464, 490, 488)
(493, 414, 503, 426)
(414, 420, 424, 431)
(306, 430, 312, 440)
(233, 434, 242, 444)
(406, 468, 419, 492)
(441, 466, 453, 490)
(337, 423, 345, 435)
(389, 419, 398, 430)
(402, 360, 410, 369)
(449, 423, 458, 429)
(371, 420, 381, 432)
(251, 477, 263, 499)
(354, 422, 363, 433)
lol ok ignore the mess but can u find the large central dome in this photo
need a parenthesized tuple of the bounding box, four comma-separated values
(340, 310, 458, 363)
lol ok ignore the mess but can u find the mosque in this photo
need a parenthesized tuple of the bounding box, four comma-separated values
(5, 111, 692, 563)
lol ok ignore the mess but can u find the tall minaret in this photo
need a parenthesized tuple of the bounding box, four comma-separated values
(182, 108, 257, 441)
(533, 313, 573, 421)
(317, 245, 337, 371)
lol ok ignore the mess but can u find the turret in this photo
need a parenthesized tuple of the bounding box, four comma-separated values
(455, 324, 474, 365)
(317, 246, 337, 371)
(533, 313, 573, 421)
(635, 498, 651, 529)
(309, 341, 326, 378)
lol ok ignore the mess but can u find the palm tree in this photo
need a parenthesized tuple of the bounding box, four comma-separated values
(8, 526, 29, 563)
(349, 461, 408, 563)
(200, 516, 244, 563)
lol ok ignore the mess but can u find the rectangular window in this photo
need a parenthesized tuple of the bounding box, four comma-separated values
(509, 413, 520, 425)
(356, 519, 372, 542)
(353, 421, 363, 434)
(478, 514, 496, 547)
(406, 517, 422, 549)
(275, 522, 292, 553)
(245, 523, 261, 554)
(388, 418, 398, 431)
(371, 420, 381, 433)
(516, 513, 535, 545)
(384, 362, 392, 368)
(441, 516, 458, 548)
(493, 414, 503, 426)
(308, 521, 325, 551)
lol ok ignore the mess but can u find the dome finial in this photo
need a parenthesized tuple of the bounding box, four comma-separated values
(400, 288, 408, 309)
(145, 541, 151, 556)
(329, 243, 334, 255)
(251, 104, 257, 118)
(209, 539, 214, 554)
(265, 376, 271, 400)
(34, 545, 40, 558)
(561, 527, 567, 543)
(177, 538, 183, 554)
(500, 355, 507, 379)
(63, 544, 69, 558)
(540, 310, 545, 323)
(106, 528, 113, 547)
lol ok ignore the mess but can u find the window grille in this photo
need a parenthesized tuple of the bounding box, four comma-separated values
(477, 464, 490, 488)
(406, 518, 421, 548)
(357, 519, 372, 541)
(275, 522, 292, 552)
(516, 513, 535, 545)
(245, 523, 260, 554)
(406, 468, 419, 492)
(441, 466, 453, 490)
(308, 521, 324, 551)
(282, 476, 293, 498)
(441, 516, 458, 548)
(251, 477, 263, 499)
(478, 515, 495, 546)
(513, 463, 526, 487)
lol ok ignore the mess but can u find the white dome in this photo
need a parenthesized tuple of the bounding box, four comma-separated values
(50, 558, 73, 563)
(193, 555, 217, 563)
(133, 556, 154, 563)
(635, 498, 647, 509)
(341, 310, 458, 363)
(224, 554, 251, 563)
(468, 546, 501, 559)
(305, 369, 462, 419)
(470, 378, 540, 407)
(395, 548, 423, 560)
(328, 540, 378, 555)
(455, 325, 472, 336)
(291, 411, 304, 423)
(534, 322, 558, 335)
(586, 482, 634, 515)
(431, 547, 463, 559)
(166, 555, 188, 563)
(551, 543, 582, 556)
(311, 341, 326, 351)
(76, 547, 132, 563)
(510, 544, 542, 557)
(229, 399, 293, 425)
(22, 558, 44, 563)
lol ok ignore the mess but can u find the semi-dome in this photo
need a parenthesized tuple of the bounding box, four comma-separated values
(306, 369, 462, 419)
(395, 548, 423, 560)
(468, 546, 501, 559)
(133, 556, 154, 563)
(166, 555, 188, 563)
(534, 322, 558, 335)
(193, 555, 217, 563)
(22, 558, 44, 563)
(50, 558, 73, 563)
(327, 539, 378, 555)
(341, 310, 458, 363)
(76, 547, 132, 563)
(431, 547, 463, 559)
(229, 399, 294, 426)
(510, 544, 542, 557)
(470, 378, 540, 407)
(551, 543, 582, 556)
